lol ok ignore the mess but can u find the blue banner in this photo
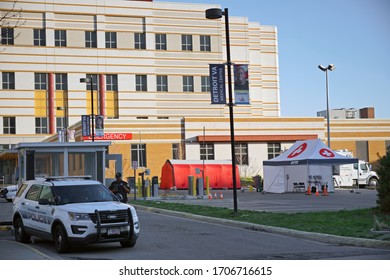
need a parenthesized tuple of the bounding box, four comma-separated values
(81, 115, 90, 137)
(209, 64, 226, 104)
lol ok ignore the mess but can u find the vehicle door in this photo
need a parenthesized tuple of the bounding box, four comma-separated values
(22, 184, 43, 230)
(358, 163, 369, 184)
(35, 185, 56, 233)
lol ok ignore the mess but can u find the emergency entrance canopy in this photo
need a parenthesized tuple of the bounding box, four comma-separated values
(263, 139, 358, 193)
(160, 160, 240, 190)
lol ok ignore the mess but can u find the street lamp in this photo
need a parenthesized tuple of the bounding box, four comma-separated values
(318, 64, 335, 148)
(206, 7, 238, 213)
(80, 77, 95, 142)
(57, 106, 68, 142)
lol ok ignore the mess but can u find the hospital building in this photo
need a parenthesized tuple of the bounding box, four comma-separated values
(0, 0, 389, 184)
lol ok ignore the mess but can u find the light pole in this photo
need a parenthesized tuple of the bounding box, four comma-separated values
(318, 64, 335, 148)
(206, 7, 238, 213)
(57, 106, 68, 142)
(80, 77, 95, 142)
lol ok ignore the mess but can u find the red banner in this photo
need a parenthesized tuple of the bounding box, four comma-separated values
(82, 133, 132, 141)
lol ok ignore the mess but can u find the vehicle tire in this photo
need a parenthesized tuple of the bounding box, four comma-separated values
(6, 199, 12, 202)
(14, 217, 30, 243)
(53, 224, 70, 253)
(120, 232, 137, 248)
(369, 178, 379, 188)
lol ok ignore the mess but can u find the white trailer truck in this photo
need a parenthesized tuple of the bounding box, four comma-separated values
(333, 150, 379, 188)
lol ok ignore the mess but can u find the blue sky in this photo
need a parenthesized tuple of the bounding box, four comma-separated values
(157, 0, 390, 119)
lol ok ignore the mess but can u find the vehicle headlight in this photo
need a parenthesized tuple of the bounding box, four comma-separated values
(68, 212, 90, 221)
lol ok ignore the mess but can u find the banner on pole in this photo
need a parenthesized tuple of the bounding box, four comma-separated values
(81, 115, 91, 137)
(209, 64, 226, 104)
(234, 64, 250, 104)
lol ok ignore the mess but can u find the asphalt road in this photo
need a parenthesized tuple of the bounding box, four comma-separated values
(1, 208, 390, 260)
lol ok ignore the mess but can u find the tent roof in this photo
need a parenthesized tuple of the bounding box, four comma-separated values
(263, 139, 358, 166)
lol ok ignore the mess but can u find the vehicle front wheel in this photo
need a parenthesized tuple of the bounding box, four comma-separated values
(14, 217, 30, 243)
(369, 178, 379, 188)
(120, 233, 137, 248)
(53, 224, 70, 253)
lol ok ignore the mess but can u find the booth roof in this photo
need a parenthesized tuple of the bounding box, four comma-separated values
(263, 139, 358, 166)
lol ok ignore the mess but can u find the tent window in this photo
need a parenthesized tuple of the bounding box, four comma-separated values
(268, 142, 281, 159)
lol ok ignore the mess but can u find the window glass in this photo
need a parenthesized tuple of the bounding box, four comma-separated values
(26, 185, 42, 201)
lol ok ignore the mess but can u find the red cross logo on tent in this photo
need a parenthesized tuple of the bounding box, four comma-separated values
(287, 143, 307, 158)
(319, 148, 335, 158)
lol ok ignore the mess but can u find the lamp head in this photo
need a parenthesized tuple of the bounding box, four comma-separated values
(205, 8, 223, 19)
(80, 77, 91, 83)
(318, 65, 327, 71)
(328, 64, 336, 71)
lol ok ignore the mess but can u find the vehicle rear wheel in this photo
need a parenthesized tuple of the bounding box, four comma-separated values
(14, 217, 30, 243)
(120, 232, 137, 248)
(53, 224, 70, 253)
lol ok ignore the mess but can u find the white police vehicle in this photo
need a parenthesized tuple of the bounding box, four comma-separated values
(12, 176, 140, 253)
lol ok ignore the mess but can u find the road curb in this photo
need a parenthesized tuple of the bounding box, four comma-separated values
(134, 205, 390, 250)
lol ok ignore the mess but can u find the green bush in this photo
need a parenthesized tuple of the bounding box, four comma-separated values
(377, 146, 390, 213)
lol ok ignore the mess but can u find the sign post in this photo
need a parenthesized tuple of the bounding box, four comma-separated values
(132, 161, 138, 200)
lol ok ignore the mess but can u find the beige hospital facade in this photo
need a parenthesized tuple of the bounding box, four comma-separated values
(1, 0, 389, 183)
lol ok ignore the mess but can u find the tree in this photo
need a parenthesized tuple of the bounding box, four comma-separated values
(376, 146, 390, 213)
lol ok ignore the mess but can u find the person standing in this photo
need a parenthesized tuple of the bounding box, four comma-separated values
(109, 172, 130, 203)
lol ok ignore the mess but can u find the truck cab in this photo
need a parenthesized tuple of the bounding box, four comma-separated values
(353, 161, 379, 187)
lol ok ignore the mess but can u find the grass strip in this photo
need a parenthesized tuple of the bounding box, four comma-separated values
(131, 200, 390, 240)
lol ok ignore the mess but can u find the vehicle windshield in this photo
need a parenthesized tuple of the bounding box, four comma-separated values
(53, 184, 117, 205)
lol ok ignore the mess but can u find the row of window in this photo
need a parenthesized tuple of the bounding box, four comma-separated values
(1, 72, 211, 93)
(1, 27, 211, 51)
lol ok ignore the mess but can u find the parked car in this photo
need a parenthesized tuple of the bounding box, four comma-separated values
(12, 176, 140, 253)
(0, 185, 18, 202)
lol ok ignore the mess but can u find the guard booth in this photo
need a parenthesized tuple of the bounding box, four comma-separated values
(15, 142, 111, 185)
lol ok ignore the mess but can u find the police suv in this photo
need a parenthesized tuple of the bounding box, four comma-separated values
(12, 176, 140, 253)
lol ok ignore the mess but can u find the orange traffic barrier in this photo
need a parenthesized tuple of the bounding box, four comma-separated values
(315, 188, 319, 196)
(213, 192, 217, 199)
(306, 184, 312, 195)
(323, 185, 329, 196)
(208, 192, 213, 200)
(219, 192, 224, 199)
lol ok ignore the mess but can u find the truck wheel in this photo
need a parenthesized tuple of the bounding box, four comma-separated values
(53, 224, 70, 253)
(369, 178, 379, 188)
(120, 233, 137, 248)
(14, 217, 30, 243)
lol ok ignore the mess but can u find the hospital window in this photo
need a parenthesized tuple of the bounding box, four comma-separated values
(136, 75, 147, 91)
(2, 72, 15, 89)
(105, 32, 117, 48)
(200, 143, 214, 160)
(34, 73, 47, 90)
(267, 142, 281, 159)
(183, 76, 194, 92)
(157, 75, 168, 92)
(3, 117, 16, 134)
(1, 27, 14, 45)
(33, 29, 46, 46)
(172, 143, 180, 160)
(85, 31, 97, 48)
(135, 33, 146, 49)
(131, 144, 147, 168)
(181, 35, 193, 51)
(156, 34, 167, 50)
(56, 74, 68, 90)
(35, 117, 48, 134)
(200, 35, 211, 52)
(201, 76, 210, 92)
(235, 143, 248, 165)
(55, 30, 67, 47)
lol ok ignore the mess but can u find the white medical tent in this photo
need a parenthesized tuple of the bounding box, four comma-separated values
(263, 139, 358, 193)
